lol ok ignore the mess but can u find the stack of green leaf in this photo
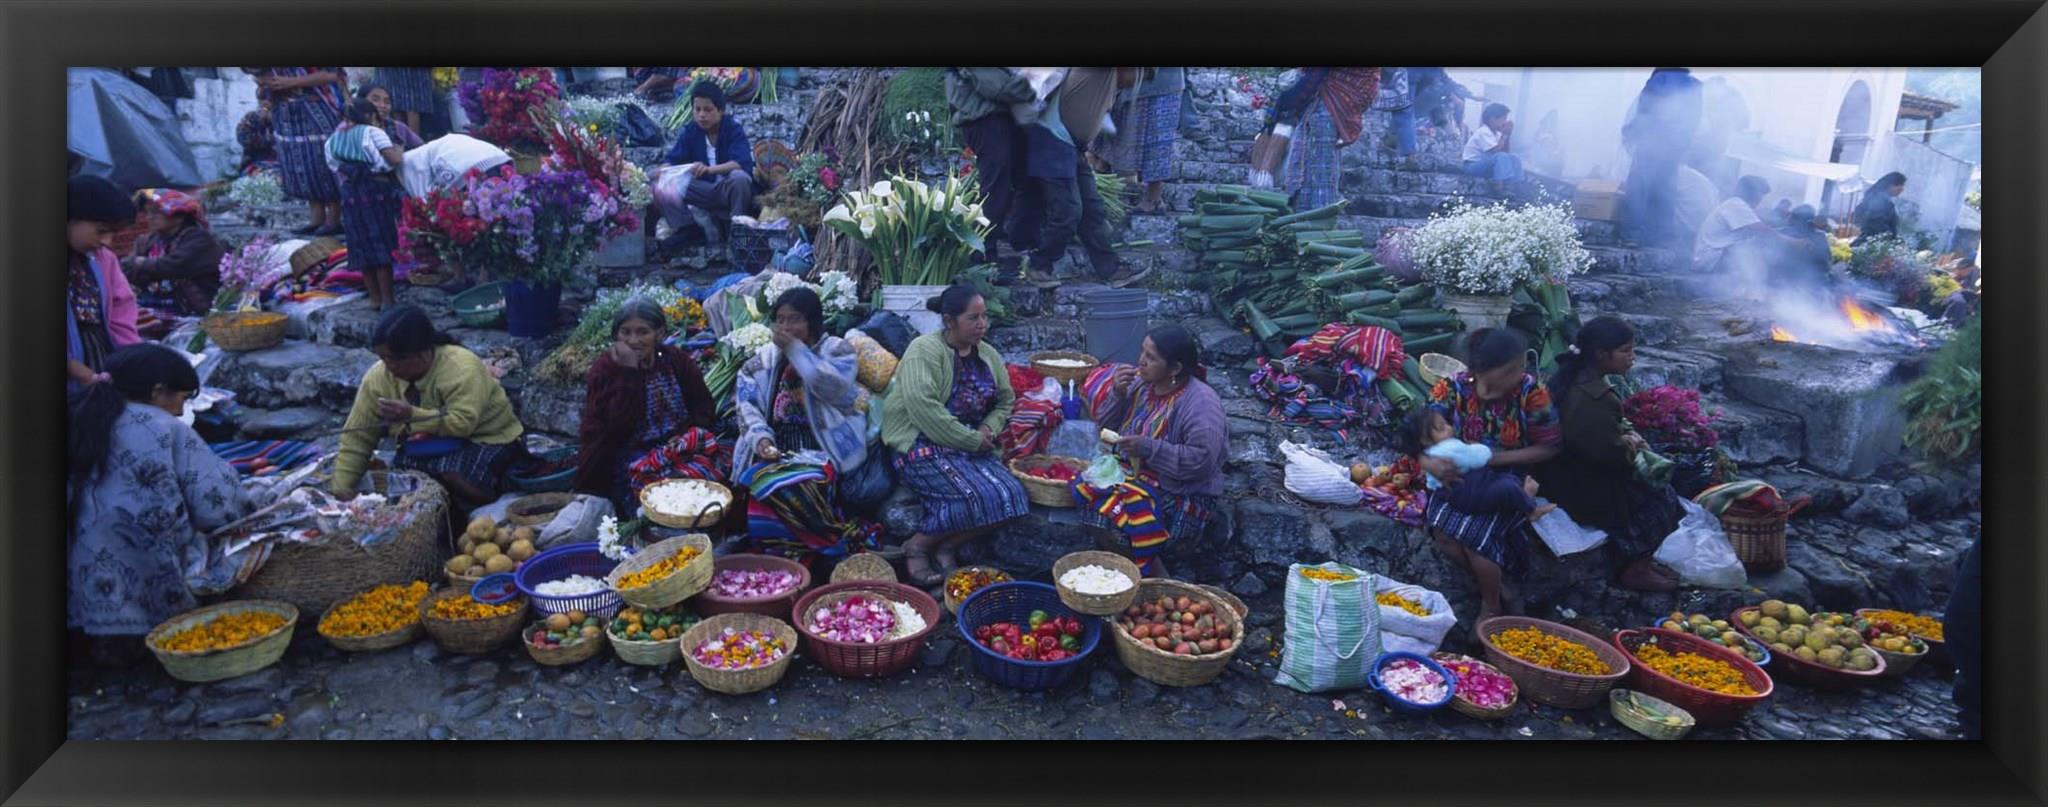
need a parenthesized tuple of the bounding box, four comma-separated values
(1176, 184, 1464, 360)
(1508, 281, 1581, 377)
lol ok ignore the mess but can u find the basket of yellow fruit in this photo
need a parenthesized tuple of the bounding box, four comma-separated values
(445, 514, 541, 587)
(1731, 601, 1886, 689)
(146, 600, 299, 683)
(1650, 611, 1771, 667)
(607, 604, 702, 667)
(1853, 609, 1937, 677)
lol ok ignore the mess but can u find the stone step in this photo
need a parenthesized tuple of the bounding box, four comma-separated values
(1628, 346, 1725, 394)
(1706, 395, 1808, 467)
(1719, 342, 1922, 479)
(1615, 314, 1678, 349)
(201, 340, 377, 413)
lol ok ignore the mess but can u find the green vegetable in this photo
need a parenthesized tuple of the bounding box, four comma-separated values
(1344, 313, 1403, 333)
(1377, 378, 1422, 413)
(1244, 301, 1283, 341)
(1334, 289, 1398, 309)
(1396, 311, 1461, 329)
(1302, 242, 1367, 260)
(1403, 357, 1428, 391)
(1269, 201, 1349, 226)
(1309, 267, 1386, 289)
(1395, 285, 1435, 306)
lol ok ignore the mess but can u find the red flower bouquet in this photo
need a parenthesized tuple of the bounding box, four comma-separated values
(1621, 385, 1721, 450)
(459, 68, 563, 153)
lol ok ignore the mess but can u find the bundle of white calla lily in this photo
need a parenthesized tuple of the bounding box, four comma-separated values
(823, 173, 993, 287)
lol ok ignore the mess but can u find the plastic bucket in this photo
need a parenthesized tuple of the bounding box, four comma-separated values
(504, 279, 563, 338)
(1083, 288, 1150, 366)
(879, 285, 949, 336)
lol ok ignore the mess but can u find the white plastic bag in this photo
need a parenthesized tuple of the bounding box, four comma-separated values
(1024, 378, 1063, 404)
(534, 494, 616, 551)
(1082, 453, 1126, 488)
(1371, 575, 1458, 656)
(1529, 500, 1609, 557)
(1280, 441, 1363, 506)
(651, 164, 700, 229)
(1653, 498, 1748, 589)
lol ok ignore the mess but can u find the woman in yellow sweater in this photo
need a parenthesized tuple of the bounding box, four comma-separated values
(330, 306, 526, 507)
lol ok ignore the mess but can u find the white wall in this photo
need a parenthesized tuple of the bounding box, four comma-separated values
(173, 68, 261, 181)
(1883, 134, 1974, 247)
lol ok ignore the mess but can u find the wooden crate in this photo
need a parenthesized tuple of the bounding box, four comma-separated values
(1573, 180, 1622, 221)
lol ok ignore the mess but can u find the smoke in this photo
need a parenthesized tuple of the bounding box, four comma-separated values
(1714, 227, 1906, 350)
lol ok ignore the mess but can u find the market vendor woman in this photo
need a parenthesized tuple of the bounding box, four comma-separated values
(332, 306, 527, 509)
(1419, 328, 1562, 636)
(884, 285, 1031, 584)
(731, 287, 885, 561)
(1072, 325, 1227, 578)
(69, 345, 267, 662)
(123, 188, 225, 316)
(573, 297, 720, 515)
(1533, 316, 1685, 592)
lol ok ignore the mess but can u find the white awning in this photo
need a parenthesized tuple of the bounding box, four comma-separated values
(1727, 134, 1864, 181)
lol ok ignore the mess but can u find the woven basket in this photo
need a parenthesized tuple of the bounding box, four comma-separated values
(418, 588, 528, 655)
(408, 268, 452, 287)
(1109, 579, 1245, 688)
(315, 587, 427, 654)
(205, 311, 288, 352)
(1612, 629, 1774, 726)
(146, 600, 299, 683)
(680, 613, 800, 695)
(609, 629, 685, 667)
(1722, 510, 1788, 572)
(1029, 351, 1101, 386)
(522, 623, 604, 667)
(943, 566, 1013, 615)
(1418, 353, 1466, 386)
(236, 471, 448, 617)
(1477, 616, 1632, 710)
(1853, 609, 1936, 677)
(1431, 652, 1520, 720)
(1610, 689, 1696, 740)
(290, 237, 345, 274)
(606, 534, 714, 609)
(1051, 551, 1141, 616)
(1008, 456, 1086, 509)
(792, 582, 940, 679)
(695, 554, 812, 619)
(639, 479, 734, 529)
(1730, 607, 1887, 689)
(829, 553, 898, 584)
(505, 492, 576, 529)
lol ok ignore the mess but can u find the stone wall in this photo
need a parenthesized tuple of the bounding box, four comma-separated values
(172, 68, 262, 182)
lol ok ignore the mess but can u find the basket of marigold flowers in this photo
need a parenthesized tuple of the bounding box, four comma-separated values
(318, 581, 431, 653)
(1612, 628, 1774, 726)
(146, 600, 300, 683)
(418, 587, 528, 655)
(1477, 616, 1632, 710)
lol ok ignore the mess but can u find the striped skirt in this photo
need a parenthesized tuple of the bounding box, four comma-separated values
(1074, 478, 1214, 575)
(1137, 93, 1183, 184)
(893, 440, 1030, 536)
(738, 462, 882, 561)
(275, 96, 342, 203)
(377, 68, 437, 113)
(396, 438, 526, 498)
(1282, 104, 1341, 211)
(336, 163, 403, 271)
(1423, 486, 1533, 578)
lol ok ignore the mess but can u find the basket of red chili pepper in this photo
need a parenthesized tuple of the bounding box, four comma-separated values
(957, 582, 1102, 691)
(1008, 455, 1089, 509)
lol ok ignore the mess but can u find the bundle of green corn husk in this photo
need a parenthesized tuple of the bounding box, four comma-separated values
(1177, 185, 1464, 364)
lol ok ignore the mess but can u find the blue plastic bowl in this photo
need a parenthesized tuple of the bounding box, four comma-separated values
(956, 582, 1102, 691)
(1368, 651, 1458, 715)
(514, 542, 623, 619)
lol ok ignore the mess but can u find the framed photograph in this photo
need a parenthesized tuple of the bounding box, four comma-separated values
(5, 0, 2037, 804)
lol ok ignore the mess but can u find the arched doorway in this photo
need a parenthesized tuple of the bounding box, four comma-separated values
(1822, 80, 1873, 217)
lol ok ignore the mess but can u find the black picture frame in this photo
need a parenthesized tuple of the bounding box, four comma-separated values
(4, 1, 2038, 804)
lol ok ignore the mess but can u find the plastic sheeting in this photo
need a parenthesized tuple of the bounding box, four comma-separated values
(69, 67, 205, 190)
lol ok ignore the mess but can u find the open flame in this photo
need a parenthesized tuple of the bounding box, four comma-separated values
(1770, 325, 1797, 342)
(1839, 297, 1890, 332)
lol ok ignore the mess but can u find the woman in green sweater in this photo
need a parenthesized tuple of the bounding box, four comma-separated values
(881, 286, 1031, 584)
(331, 306, 526, 508)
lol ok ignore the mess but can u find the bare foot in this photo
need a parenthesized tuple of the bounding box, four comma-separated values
(1619, 557, 1681, 592)
(935, 543, 962, 576)
(1523, 476, 1541, 497)
(1531, 503, 1557, 520)
(903, 536, 943, 585)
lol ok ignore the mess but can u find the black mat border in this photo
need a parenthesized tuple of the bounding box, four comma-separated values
(2, 0, 2040, 804)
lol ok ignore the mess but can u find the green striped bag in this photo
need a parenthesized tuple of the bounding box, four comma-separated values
(1273, 562, 1384, 693)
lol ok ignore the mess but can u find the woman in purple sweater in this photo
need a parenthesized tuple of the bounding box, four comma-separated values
(1071, 324, 1229, 577)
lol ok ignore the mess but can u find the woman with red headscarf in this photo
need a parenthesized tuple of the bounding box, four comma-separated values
(123, 189, 225, 316)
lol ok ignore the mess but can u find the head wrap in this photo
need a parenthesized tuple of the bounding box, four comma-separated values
(135, 188, 207, 230)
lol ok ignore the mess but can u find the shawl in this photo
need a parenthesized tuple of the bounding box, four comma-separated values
(733, 336, 869, 476)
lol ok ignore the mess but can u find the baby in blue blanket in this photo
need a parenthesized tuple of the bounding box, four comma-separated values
(1404, 408, 1555, 520)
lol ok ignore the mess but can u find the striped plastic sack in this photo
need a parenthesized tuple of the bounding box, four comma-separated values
(1273, 561, 1384, 693)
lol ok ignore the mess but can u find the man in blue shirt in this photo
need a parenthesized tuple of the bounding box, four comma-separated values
(658, 82, 757, 252)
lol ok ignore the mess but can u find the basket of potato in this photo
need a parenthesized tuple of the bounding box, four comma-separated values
(1731, 602, 1886, 688)
(445, 515, 540, 587)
